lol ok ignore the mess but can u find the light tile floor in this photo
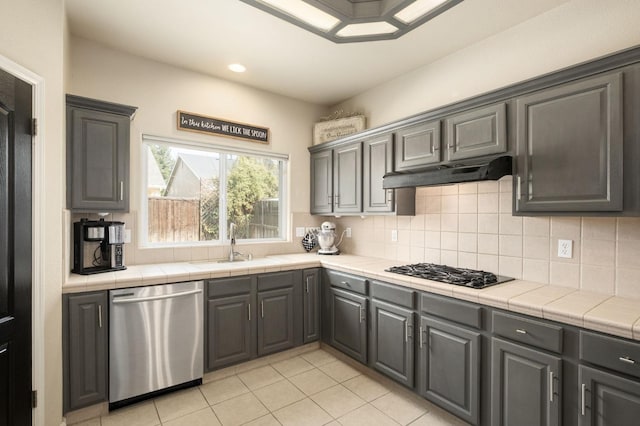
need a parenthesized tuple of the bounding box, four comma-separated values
(72, 347, 469, 426)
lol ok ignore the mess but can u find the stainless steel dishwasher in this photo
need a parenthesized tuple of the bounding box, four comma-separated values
(109, 281, 203, 404)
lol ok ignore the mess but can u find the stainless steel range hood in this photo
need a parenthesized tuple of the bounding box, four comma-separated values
(383, 155, 512, 189)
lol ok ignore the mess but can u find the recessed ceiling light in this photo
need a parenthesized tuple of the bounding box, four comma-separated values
(257, 0, 340, 31)
(228, 64, 247, 73)
(394, 0, 448, 24)
(336, 22, 398, 38)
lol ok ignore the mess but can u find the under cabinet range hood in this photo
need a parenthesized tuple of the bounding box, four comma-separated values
(383, 155, 513, 189)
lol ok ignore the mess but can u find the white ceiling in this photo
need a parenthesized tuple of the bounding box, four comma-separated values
(65, 0, 569, 106)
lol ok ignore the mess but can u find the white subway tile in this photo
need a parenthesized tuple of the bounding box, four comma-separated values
(459, 214, 478, 233)
(615, 267, 640, 298)
(425, 231, 441, 249)
(499, 256, 522, 279)
(458, 233, 478, 253)
(583, 218, 616, 241)
(550, 217, 581, 240)
(478, 181, 499, 193)
(499, 235, 523, 257)
(441, 232, 458, 250)
(478, 214, 499, 234)
(499, 214, 523, 235)
(441, 214, 458, 232)
(550, 262, 580, 288)
(478, 254, 499, 274)
(580, 264, 614, 294)
(617, 218, 640, 241)
(582, 239, 615, 267)
(459, 194, 478, 213)
(478, 234, 499, 255)
(523, 259, 550, 284)
(425, 214, 442, 231)
(441, 195, 459, 213)
(478, 193, 499, 213)
(441, 250, 458, 266)
(617, 239, 640, 269)
(425, 196, 442, 213)
(458, 252, 478, 269)
(523, 236, 550, 260)
(523, 217, 550, 237)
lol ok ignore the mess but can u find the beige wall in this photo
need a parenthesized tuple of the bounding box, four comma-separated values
(68, 36, 326, 265)
(0, 0, 65, 424)
(332, 0, 640, 127)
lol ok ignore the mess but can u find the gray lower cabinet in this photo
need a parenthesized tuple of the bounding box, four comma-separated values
(333, 142, 362, 214)
(445, 103, 507, 162)
(206, 277, 255, 370)
(578, 365, 640, 426)
(63, 291, 108, 413)
(370, 300, 414, 387)
(417, 315, 480, 425)
(303, 269, 321, 343)
(257, 287, 295, 356)
(66, 95, 137, 212)
(329, 287, 368, 363)
(395, 120, 441, 171)
(363, 134, 394, 213)
(310, 150, 333, 214)
(491, 337, 561, 426)
(514, 72, 623, 213)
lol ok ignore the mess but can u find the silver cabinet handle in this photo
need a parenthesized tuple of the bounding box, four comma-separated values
(98, 304, 103, 328)
(112, 289, 202, 304)
(387, 189, 393, 203)
(620, 356, 636, 365)
(306, 276, 311, 293)
(359, 305, 364, 323)
(261, 300, 264, 318)
(516, 329, 527, 334)
(327, 195, 332, 205)
(419, 326, 424, 348)
(516, 176, 522, 201)
(581, 383, 586, 416)
(120, 181, 124, 201)
(549, 371, 554, 402)
(248, 303, 251, 321)
(405, 322, 409, 343)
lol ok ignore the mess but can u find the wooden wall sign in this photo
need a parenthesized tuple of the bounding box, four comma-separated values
(177, 110, 269, 144)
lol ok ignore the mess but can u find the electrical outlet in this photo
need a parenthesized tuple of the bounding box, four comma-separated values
(391, 229, 398, 242)
(558, 239, 573, 258)
(295, 227, 305, 237)
(346, 227, 352, 238)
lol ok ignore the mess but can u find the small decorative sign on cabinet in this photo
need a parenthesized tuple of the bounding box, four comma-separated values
(177, 110, 269, 144)
(313, 114, 365, 145)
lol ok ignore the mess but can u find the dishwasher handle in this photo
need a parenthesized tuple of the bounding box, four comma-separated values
(112, 289, 202, 304)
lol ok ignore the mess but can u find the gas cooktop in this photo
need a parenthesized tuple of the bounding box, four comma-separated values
(385, 263, 514, 289)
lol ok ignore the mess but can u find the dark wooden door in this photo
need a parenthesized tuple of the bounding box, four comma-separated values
(330, 287, 367, 363)
(303, 269, 321, 343)
(370, 300, 414, 387)
(363, 134, 394, 213)
(0, 68, 33, 426)
(418, 315, 480, 425)
(207, 293, 254, 370)
(63, 292, 108, 413)
(491, 337, 561, 426)
(310, 150, 333, 214)
(257, 287, 295, 356)
(579, 365, 640, 426)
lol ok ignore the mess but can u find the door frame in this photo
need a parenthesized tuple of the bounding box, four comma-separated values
(0, 53, 45, 426)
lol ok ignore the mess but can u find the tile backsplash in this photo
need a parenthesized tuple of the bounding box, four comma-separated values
(335, 177, 640, 299)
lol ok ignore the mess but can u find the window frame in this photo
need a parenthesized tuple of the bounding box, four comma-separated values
(140, 134, 289, 248)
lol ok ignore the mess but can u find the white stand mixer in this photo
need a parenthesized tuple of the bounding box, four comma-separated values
(316, 221, 345, 255)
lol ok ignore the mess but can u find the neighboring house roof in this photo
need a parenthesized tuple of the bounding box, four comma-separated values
(175, 152, 219, 180)
(164, 152, 219, 198)
(147, 146, 166, 189)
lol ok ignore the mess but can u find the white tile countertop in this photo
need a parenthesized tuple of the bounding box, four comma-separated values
(64, 253, 640, 342)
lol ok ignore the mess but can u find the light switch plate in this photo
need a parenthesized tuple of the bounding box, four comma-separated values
(391, 229, 398, 242)
(558, 239, 573, 258)
(346, 227, 352, 238)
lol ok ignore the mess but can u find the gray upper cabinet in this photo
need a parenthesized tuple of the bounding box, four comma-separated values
(491, 337, 561, 426)
(418, 314, 481, 425)
(363, 134, 394, 213)
(329, 287, 368, 363)
(395, 121, 441, 171)
(310, 150, 333, 214)
(370, 299, 414, 387)
(445, 103, 507, 162)
(333, 142, 362, 214)
(303, 269, 321, 343)
(63, 291, 108, 413)
(206, 277, 255, 371)
(66, 95, 137, 212)
(514, 72, 623, 213)
(578, 365, 640, 426)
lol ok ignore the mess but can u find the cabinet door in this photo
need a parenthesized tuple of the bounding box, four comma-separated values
(310, 150, 333, 214)
(418, 315, 480, 425)
(363, 134, 394, 213)
(370, 300, 414, 387)
(445, 103, 507, 161)
(334, 143, 362, 213)
(491, 337, 561, 426)
(68, 107, 130, 212)
(515, 73, 623, 213)
(257, 287, 295, 356)
(207, 293, 253, 370)
(303, 269, 321, 343)
(395, 121, 441, 171)
(330, 287, 367, 363)
(63, 292, 108, 413)
(579, 365, 640, 426)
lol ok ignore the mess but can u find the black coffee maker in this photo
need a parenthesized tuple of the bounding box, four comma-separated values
(72, 218, 126, 274)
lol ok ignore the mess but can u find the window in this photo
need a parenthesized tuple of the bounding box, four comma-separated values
(141, 135, 288, 246)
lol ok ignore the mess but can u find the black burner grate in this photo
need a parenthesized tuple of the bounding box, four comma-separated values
(385, 263, 513, 289)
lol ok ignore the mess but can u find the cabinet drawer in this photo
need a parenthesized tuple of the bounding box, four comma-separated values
(370, 280, 414, 309)
(257, 271, 295, 291)
(325, 270, 368, 295)
(580, 331, 640, 379)
(421, 292, 482, 329)
(207, 276, 253, 297)
(492, 311, 563, 353)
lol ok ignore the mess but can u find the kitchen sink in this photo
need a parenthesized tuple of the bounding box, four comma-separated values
(216, 258, 249, 263)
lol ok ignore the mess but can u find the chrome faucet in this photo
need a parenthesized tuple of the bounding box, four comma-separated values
(228, 223, 251, 261)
